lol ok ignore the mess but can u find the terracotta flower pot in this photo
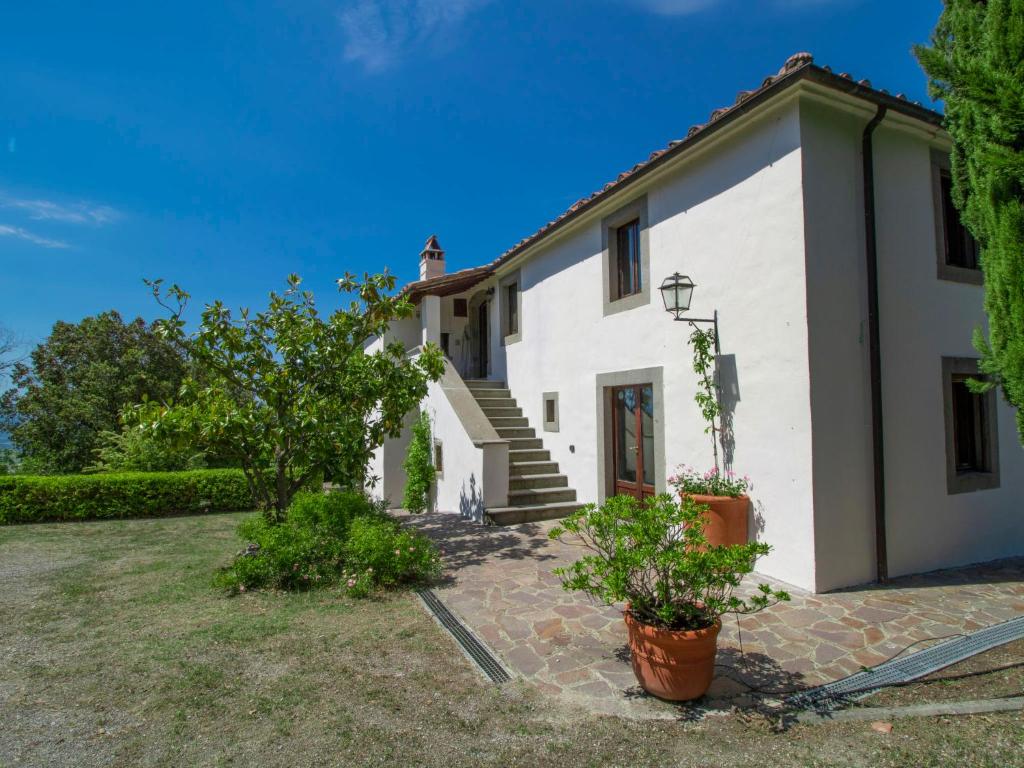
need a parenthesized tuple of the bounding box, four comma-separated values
(624, 609, 721, 701)
(684, 493, 750, 547)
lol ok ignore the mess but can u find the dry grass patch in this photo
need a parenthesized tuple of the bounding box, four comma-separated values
(0, 513, 1021, 767)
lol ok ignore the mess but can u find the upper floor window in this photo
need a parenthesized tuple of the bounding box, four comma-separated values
(614, 219, 642, 300)
(499, 274, 521, 344)
(602, 195, 650, 316)
(506, 282, 519, 336)
(933, 152, 982, 285)
(939, 170, 979, 270)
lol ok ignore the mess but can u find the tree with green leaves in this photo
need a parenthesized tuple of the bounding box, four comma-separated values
(0, 312, 188, 473)
(144, 273, 443, 520)
(916, 1, 1024, 440)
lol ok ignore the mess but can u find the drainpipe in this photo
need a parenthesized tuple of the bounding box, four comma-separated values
(862, 104, 888, 583)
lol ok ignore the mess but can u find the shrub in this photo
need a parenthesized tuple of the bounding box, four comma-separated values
(402, 411, 433, 514)
(0, 469, 252, 525)
(550, 494, 789, 631)
(343, 515, 441, 595)
(216, 490, 440, 595)
(87, 422, 208, 473)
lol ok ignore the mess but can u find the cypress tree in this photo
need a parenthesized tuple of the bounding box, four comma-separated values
(915, 0, 1024, 441)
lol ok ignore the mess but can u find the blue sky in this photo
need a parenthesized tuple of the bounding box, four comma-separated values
(1, 0, 943, 350)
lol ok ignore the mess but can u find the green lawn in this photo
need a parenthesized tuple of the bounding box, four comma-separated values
(0, 513, 1021, 768)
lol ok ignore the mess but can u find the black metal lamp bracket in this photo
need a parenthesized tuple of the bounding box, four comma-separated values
(676, 310, 720, 354)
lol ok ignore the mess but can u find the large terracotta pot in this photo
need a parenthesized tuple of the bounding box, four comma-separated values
(684, 493, 750, 547)
(624, 609, 721, 701)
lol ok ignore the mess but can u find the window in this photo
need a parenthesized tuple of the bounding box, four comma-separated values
(933, 152, 982, 284)
(542, 392, 559, 432)
(939, 170, 979, 270)
(942, 357, 1000, 494)
(499, 273, 521, 344)
(440, 332, 450, 357)
(433, 440, 444, 476)
(601, 196, 650, 316)
(951, 375, 988, 472)
(614, 219, 641, 300)
(506, 282, 519, 336)
(453, 298, 468, 318)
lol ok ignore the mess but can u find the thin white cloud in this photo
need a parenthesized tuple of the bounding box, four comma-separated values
(337, 0, 491, 73)
(1, 196, 121, 225)
(0, 224, 70, 249)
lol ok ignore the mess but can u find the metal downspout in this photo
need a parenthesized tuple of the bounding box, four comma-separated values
(862, 104, 888, 583)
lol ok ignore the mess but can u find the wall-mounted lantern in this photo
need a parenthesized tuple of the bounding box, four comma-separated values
(659, 272, 720, 353)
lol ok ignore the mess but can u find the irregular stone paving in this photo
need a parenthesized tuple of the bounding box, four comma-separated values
(404, 512, 1024, 719)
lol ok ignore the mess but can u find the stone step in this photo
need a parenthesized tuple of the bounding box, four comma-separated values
(509, 473, 568, 491)
(507, 436, 543, 450)
(474, 397, 517, 409)
(509, 448, 550, 463)
(495, 426, 536, 439)
(471, 388, 512, 400)
(481, 405, 522, 418)
(486, 501, 585, 526)
(508, 487, 577, 505)
(464, 380, 506, 389)
(509, 460, 560, 476)
(488, 415, 529, 428)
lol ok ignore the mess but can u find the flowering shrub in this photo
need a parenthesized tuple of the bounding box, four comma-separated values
(343, 515, 441, 597)
(668, 465, 750, 498)
(215, 490, 440, 595)
(550, 494, 789, 631)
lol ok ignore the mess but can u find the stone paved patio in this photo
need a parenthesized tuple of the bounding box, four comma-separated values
(404, 511, 1024, 719)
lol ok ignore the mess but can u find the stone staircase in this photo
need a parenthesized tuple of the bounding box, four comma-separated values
(465, 379, 583, 525)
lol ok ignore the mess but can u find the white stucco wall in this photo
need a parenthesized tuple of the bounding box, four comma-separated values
(798, 100, 877, 591)
(425, 378, 488, 520)
(872, 124, 1024, 579)
(799, 97, 1024, 589)
(494, 98, 819, 590)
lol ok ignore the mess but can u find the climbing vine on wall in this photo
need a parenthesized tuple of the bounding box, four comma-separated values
(689, 326, 720, 470)
(403, 411, 434, 514)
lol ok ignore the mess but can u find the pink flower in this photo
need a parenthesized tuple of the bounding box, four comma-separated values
(347, 578, 356, 588)
(239, 584, 246, 593)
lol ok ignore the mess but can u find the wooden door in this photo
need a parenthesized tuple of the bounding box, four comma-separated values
(612, 384, 656, 499)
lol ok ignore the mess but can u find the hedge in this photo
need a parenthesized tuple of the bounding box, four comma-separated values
(0, 469, 253, 524)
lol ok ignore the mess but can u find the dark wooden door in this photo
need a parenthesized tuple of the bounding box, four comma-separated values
(612, 384, 656, 499)
(477, 301, 489, 378)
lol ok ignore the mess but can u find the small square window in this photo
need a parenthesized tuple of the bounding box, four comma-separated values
(542, 392, 559, 433)
(453, 298, 468, 317)
(942, 357, 999, 494)
(614, 219, 641, 300)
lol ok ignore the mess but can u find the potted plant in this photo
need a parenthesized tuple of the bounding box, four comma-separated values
(549, 494, 789, 701)
(669, 465, 750, 547)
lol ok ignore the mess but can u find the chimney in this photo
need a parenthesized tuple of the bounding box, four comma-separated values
(419, 234, 445, 281)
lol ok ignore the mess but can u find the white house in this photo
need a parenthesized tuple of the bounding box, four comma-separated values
(367, 53, 1023, 593)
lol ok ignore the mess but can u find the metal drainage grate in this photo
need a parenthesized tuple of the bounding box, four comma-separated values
(417, 589, 512, 684)
(787, 614, 1024, 712)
